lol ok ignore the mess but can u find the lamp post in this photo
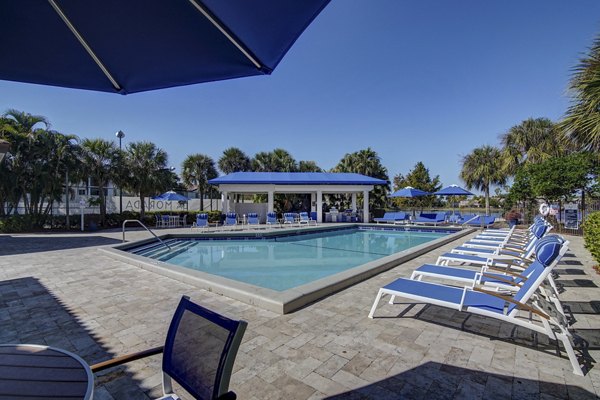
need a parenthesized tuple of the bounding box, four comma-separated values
(115, 130, 125, 214)
(0, 139, 10, 163)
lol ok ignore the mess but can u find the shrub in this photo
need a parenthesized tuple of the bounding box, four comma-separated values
(583, 212, 600, 263)
(0, 215, 38, 233)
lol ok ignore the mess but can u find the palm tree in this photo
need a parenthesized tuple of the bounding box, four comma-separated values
(460, 145, 507, 215)
(332, 148, 390, 209)
(182, 153, 218, 210)
(500, 117, 567, 175)
(1, 110, 50, 215)
(0, 111, 78, 220)
(271, 148, 297, 172)
(122, 141, 170, 219)
(561, 33, 600, 151)
(218, 147, 251, 174)
(80, 138, 118, 225)
(3, 109, 49, 135)
(298, 160, 322, 172)
(251, 148, 297, 172)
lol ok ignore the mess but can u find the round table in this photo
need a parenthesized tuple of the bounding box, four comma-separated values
(0, 344, 94, 399)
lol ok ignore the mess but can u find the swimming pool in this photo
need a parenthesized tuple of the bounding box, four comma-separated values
(106, 225, 473, 313)
(132, 228, 446, 291)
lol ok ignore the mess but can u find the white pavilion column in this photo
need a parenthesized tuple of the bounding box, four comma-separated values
(221, 191, 228, 213)
(351, 193, 357, 212)
(363, 190, 369, 223)
(311, 192, 316, 212)
(316, 190, 323, 223)
(267, 190, 274, 213)
(228, 194, 234, 213)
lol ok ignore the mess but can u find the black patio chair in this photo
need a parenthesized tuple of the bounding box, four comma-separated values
(91, 296, 247, 400)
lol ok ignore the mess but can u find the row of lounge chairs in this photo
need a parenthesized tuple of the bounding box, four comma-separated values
(375, 211, 496, 227)
(191, 211, 317, 230)
(368, 216, 586, 376)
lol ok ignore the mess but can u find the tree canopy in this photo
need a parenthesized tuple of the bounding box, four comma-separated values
(182, 153, 218, 210)
(392, 162, 441, 209)
(561, 33, 600, 152)
(460, 145, 506, 215)
(218, 147, 251, 174)
(509, 152, 596, 204)
(333, 148, 389, 209)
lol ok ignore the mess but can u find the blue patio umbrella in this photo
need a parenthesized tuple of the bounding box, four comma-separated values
(433, 184, 474, 216)
(389, 186, 430, 198)
(390, 186, 430, 217)
(0, 0, 331, 94)
(433, 184, 474, 196)
(152, 191, 188, 202)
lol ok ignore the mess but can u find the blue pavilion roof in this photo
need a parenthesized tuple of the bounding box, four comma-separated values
(209, 172, 387, 185)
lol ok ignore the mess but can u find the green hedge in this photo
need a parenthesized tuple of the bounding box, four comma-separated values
(0, 215, 38, 233)
(583, 212, 600, 264)
(0, 210, 225, 232)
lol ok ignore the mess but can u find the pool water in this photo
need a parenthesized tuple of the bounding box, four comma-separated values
(133, 228, 445, 291)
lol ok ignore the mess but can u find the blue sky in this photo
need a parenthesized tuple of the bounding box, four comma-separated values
(2, 0, 600, 189)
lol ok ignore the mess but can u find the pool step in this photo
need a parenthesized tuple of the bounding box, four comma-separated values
(135, 239, 195, 260)
(134, 239, 187, 258)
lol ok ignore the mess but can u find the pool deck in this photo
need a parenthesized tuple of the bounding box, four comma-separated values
(1, 226, 600, 399)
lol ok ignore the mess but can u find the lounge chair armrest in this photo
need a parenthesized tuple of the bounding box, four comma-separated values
(480, 273, 520, 286)
(502, 243, 525, 251)
(484, 254, 521, 261)
(485, 266, 528, 280)
(91, 346, 164, 373)
(496, 251, 529, 262)
(472, 287, 549, 319)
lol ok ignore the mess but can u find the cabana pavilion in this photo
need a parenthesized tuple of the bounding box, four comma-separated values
(208, 172, 387, 223)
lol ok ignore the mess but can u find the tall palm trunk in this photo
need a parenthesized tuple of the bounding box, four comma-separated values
(99, 186, 107, 226)
(139, 195, 146, 220)
(484, 186, 490, 216)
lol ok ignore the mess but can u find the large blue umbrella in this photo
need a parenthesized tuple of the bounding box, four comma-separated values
(390, 186, 430, 217)
(0, 1, 330, 94)
(153, 191, 188, 202)
(390, 186, 430, 198)
(434, 184, 474, 216)
(433, 184, 474, 196)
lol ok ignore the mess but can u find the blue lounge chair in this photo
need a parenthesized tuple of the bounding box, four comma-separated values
(266, 212, 281, 228)
(448, 213, 462, 224)
(224, 212, 238, 229)
(458, 223, 549, 252)
(299, 211, 317, 226)
(368, 240, 583, 376)
(374, 212, 408, 224)
(413, 212, 446, 225)
(192, 213, 209, 230)
(247, 212, 260, 228)
(283, 212, 297, 225)
(416, 235, 567, 296)
(462, 215, 496, 227)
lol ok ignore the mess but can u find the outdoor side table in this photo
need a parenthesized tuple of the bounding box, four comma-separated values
(0, 344, 94, 399)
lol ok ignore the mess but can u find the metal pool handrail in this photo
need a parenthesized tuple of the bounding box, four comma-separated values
(122, 219, 171, 250)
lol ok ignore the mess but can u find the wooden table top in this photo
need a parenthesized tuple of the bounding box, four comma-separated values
(0, 344, 93, 399)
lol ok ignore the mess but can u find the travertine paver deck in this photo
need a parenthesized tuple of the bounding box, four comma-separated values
(0, 226, 600, 399)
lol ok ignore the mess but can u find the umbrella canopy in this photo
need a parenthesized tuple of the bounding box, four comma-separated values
(152, 191, 188, 202)
(433, 184, 474, 196)
(389, 186, 430, 198)
(0, 0, 330, 94)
